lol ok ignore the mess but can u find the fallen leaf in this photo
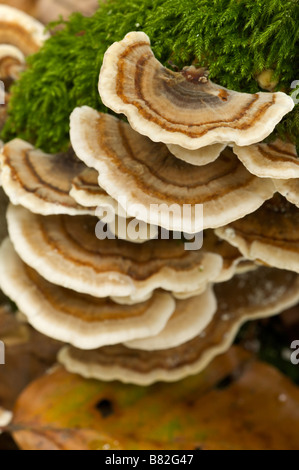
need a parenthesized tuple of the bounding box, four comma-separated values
(0, 308, 62, 410)
(11, 347, 299, 450)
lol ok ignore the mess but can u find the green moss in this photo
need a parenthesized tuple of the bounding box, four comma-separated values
(276, 97, 299, 153)
(2, 0, 299, 153)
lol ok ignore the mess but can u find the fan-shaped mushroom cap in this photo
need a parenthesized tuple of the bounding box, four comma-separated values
(7, 204, 223, 302)
(274, 179, 299, 207)
(0, 45, 26, 133)
(202, 230, 245, 282)
(59, 267, 299, 385)
(216, 195, 299, 273)
(233, 139, 299, 179)
(70, 167, 118, 212)
(70, 167, 157, 243)
(99, 32, 294, 150)
(0, 239, 176, 349)
(0, 44, 25, 81)
(70, 106, 275, 233)
(125, 286, 217, 351)
(173, 259, 258, 301)
(0, 5, 49, 55)
(166, 143, 226, 166)
(173, 231, 246, 299)
(0, 139, 93, 215)
(106, 216, 158, 244)
(235, 260, 258, 275)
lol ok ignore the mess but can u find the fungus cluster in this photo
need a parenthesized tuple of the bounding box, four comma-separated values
(0, 6, 47, 134)
(0, 26, 298, 385)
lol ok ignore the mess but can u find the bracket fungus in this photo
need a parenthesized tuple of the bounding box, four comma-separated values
(274, 179, 299, 207)
(0, 44, 24, 134)
(70, 106, 275, 233)
(0, 5, 49, 56)
(173, 230, 249, 301)
(0, 139, 93, 215)
(0, 44, 25, 82)
(0, 15, 298, 407)
(70, 167, 117, 212)
(233, 139, 299, 179)
(105, 216, 159, 244)
(98, 32, 294, 152)
(166, 143, 227, 167)
(59, 267, 299, 385)
(0, 239, 176, 349)
(70, 167, 158, 243)
(202, 230, 246, 283)
(0, 45, 25, 132)
(235, 260, 258, 275)
(125, 287, 217, 351)
(7, 204, 223, 302)
(0, 7, 47, 135)
(216, 195, 299, 274)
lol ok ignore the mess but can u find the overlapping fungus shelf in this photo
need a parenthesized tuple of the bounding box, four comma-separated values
(217, 195, 299, 273)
